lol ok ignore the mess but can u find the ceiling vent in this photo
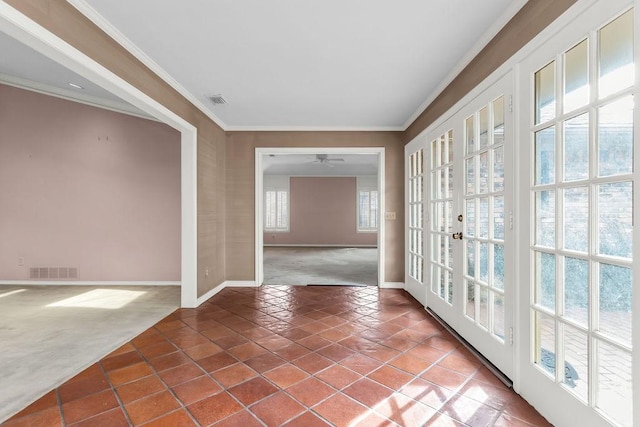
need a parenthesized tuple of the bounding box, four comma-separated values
(207, 94, 227, 105)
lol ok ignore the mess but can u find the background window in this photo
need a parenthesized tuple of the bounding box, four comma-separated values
(265, 190, 289, 231)
(358, 189, 378, 231)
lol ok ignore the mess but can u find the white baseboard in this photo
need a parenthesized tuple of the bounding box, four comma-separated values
(223, 280, 258, 287)
(264, 244, 377, 248)
(195, 280, 258, 306)
(196, 283, 225, 306)
(380, 282, 406, 289)
(0, 281, 181, 286)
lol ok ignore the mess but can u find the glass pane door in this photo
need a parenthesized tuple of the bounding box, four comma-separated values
(405, 147, 426, 304)
(520, 7, 635, 426)
(408, 149, 424, 283)
(462, 97, 508, 342)
(424, 73, 514, 377)
(427, 130, 458, 326)
(455, 75, 515, 378)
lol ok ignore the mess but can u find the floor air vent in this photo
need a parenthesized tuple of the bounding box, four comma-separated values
(30, 267, 79, 280)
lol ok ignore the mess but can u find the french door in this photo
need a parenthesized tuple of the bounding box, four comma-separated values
(425, 73, 515, 378)
(405, 146, 426, 305)
(517, 1, 636, 426)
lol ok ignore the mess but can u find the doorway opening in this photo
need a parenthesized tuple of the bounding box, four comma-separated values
(255, 147, 385, 287)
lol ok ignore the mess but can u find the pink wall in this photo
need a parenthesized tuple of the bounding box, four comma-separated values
(0, 85, 181, 281)
(264, 177, 377, 246)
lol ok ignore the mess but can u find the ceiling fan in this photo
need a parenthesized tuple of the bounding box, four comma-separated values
(308, 154, 345, 167)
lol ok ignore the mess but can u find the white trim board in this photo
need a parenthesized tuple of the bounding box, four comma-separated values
(0, 281, 180, 286)
(0, 2, 199, 309)
(196, 281, 258, 306)
(264, 244, 378, 248)
(380, 282, 406, 289)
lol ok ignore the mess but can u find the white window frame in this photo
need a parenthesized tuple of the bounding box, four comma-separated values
(264, 176, 290, 232)
(357, 176, 379, 233)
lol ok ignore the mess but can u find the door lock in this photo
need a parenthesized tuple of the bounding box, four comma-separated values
(457, 214, 463, 222)
(452, 232, 463, 240)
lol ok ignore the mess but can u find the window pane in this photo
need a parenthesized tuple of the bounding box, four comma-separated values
(466, 281, 476, 319)
(371, 191, 378, 228)
(493, 196, 504, 240)
(564, 114, 589, 181)
(599, 10, 634, 99)
(598, 182, 632, 258)
(598, 96, 633, 177)
(564, 39, 589, 112)
(479, 242, 488, 283)
(562, 325, 588, 401)
(278, 191, 288, 228)
(479, 287, 489, 328)
(493, 146, 505, 192)
(466, 158, 475, 195)
(479, 106, 489, 149)
(466, 115, 475, 154)
(535, 190, 556, 247)
(597, 342, 632, 427)
(534, 311, 556, 377)
(564, 257, 589, 326)
(479, 151, 489, 194)
(493, 292, 505, 340)
(535, 252, 556, 311)
(493, 96, 505, 146)
(466, 199, 475, 238)
(535, 61, 556, 124)
(563, 187, 588, 253)
(535, 126, 556, 185)
(359, 191, 370, 227)
(494, 244, 504, 291)
(479, 197, 489, 238)
(441, 135, 448, 165)
(599, 263, 632, 346)
(467, 240, 475, 278)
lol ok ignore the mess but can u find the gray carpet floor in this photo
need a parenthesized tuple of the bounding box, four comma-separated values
(0, 285, 179, 422)
(263, 247, 378, 286)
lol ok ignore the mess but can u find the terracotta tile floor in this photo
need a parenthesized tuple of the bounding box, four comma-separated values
(3, 286, 552, 427)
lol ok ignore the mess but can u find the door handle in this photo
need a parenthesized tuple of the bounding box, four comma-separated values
(452, 232, 463, 240)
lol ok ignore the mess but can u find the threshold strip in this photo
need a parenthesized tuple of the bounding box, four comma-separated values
(425, 307, 513, 389)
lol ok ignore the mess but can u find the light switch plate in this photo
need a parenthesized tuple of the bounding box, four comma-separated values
(385, 212, 396, 220)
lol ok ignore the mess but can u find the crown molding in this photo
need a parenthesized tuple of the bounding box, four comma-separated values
(402, 0, 529, 131)
(66, 0, 228, 130)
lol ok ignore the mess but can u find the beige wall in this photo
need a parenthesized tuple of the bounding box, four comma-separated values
(226, 131, 404, 283)
(6, 0, 226, 298)
(0, 84, 181, 281)
(264, 177, 378, 246)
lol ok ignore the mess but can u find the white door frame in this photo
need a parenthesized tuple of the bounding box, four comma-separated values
(255, 147, 386, 287)
(0, 3, 199, 307)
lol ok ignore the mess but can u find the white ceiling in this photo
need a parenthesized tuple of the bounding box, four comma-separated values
(71, 0, 525, 130)
(264, 154, 378, 176)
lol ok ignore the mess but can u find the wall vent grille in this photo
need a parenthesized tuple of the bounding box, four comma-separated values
(29, 267, 79, 280)
(207, 94, 227, 105)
